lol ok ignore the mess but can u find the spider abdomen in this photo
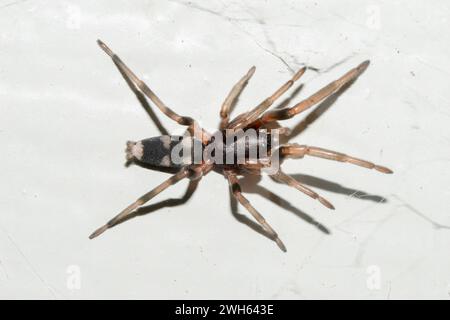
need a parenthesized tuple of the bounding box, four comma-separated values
(126, 135, 188, 168)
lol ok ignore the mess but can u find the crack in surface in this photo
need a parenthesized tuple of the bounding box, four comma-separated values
(170, 0, 358, 76)
(391, 194, 450, 230)
(0, 225, 58, 298)
(0, 0, 29, 10)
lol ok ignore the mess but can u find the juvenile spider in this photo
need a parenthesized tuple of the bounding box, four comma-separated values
(90, 39, 392, 251)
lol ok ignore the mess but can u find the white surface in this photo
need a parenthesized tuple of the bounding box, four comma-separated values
(1, 0, 450, 299)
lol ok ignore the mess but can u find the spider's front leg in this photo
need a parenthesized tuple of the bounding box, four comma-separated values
(280, 143, 393, 174)
(224, 170, 286, 252)
(227, 66, 306, 130)
(251, 60, 370, 128)
(219, 66, 256, 130)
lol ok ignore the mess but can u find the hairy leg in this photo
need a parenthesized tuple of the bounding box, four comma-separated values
(224, 170, 286, 251)
(97, 40, 210, 141)
(281, 143, 393, 174)
(228, 67, 306, 130)
(271, 170, 335, 209)
(251, 61, 370, 127)
(89, 166, 190, 239)
(220, 66, 256, 129)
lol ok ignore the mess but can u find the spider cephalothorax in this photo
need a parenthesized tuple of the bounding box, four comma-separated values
(90, 40, 392, 252)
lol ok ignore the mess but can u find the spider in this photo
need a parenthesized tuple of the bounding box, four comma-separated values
(89, 39, 392, 252)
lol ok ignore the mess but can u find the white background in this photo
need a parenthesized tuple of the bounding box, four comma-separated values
(1, 0, 450, 299)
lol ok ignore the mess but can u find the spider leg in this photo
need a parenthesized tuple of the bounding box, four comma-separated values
(219, 66, 256, 129)
(97, 39, 207, 140)
(271, 170, 335, 210)
(251, 60, 370, 127)
(281, 143, 393, 174)
(228, 66, 306, 130)
(89, 166, 191, 239)
(224, 170, 286, 252)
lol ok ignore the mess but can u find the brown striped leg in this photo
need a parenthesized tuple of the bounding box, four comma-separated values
(89, 167, 190, 239)
(251, 61, 370, 127)
(280, 143, 393, 174)
(224, 170, 286, 252)
(271, 170, 335, 210)
(97, 39, 198, 128)
(219, 66, 256, 129)
(228, 66, 307, 130)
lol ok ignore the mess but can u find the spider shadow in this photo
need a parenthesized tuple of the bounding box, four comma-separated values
(229, 170, 388, 243)
(114, 60, 169, 136)
(285, 71, 361, 141)
(274, 84, 304, 110)
(124, 159, 182, 172)
(104, 168, 388, 240)
(261, 71, 362, 144)
(287, 173, 387, 203)
(231, 174, 331, 240)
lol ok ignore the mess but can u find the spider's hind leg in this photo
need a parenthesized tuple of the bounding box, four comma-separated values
(97, 40, 202, 137)
(89, 166, 191, 239)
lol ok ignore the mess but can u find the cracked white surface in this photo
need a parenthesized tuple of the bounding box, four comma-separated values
(1, 0, 450, 299)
